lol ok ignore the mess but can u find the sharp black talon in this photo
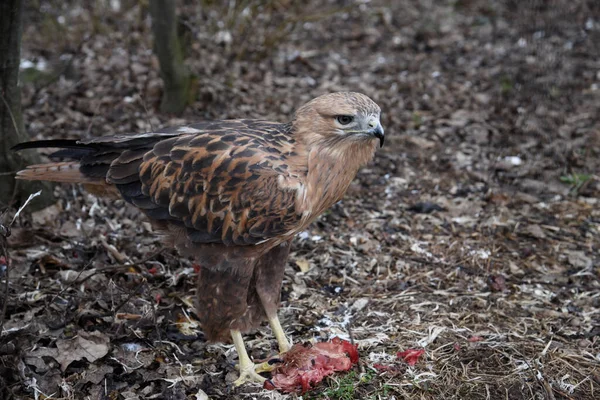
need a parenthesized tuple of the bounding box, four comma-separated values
(268, 358, 284, 365)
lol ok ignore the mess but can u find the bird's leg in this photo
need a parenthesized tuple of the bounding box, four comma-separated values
(254, 314, 292, 374)
(252, 241, 293, 374)
(231, 329, 266, 386)
(269, 314, 291, 353)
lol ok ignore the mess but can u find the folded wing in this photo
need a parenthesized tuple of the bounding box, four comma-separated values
(16, 120, 303, 246)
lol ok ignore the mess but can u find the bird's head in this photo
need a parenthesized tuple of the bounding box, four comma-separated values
(293, 92, 384, 149)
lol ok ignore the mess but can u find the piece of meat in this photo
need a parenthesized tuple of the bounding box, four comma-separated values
(265, 337, 359, 393)
(397, 348, 425, 366)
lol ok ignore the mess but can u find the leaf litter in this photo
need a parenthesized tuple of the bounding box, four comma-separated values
(1, 0, 599, 399)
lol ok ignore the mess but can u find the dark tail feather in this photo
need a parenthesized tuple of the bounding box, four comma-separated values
(13, 140, 97, 161)
(11, 139, 88, 151)
(13, 140, 107, 184)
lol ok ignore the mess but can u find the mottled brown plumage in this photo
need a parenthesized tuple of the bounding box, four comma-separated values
(14, 92, 384, 385)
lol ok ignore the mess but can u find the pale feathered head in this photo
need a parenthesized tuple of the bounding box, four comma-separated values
(293, 92, 385, 148)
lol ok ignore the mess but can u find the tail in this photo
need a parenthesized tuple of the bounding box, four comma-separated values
(13, 139, 103, 184)
(13, 131, 178, 199)
(15, 161, 100, 183)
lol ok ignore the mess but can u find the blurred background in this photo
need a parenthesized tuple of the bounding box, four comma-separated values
(0, 1, 598, 399)
(14, 0, 600, 197)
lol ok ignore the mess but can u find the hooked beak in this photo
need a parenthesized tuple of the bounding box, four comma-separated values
(371, 124, 385, 148)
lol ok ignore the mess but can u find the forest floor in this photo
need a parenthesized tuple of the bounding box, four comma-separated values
(1, 0, 599, 399)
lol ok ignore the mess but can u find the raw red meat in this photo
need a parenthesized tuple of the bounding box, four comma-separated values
(265, 337, 359, 393)
(396, 348, 425, 366)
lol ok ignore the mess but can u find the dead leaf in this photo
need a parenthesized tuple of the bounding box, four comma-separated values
(566, 250, 592, 269)
(509, 261, 525, 277)
(406, 136, 436, 149)
(81, 364, 114, 385)
(175, 313, 202, 336)
(31, 203, 62, 226)
(58, 220, 81, 238)
(487, 274, 507, 292)
(523, 224, 546, 239)
(54, 331, 110, 371)
(295, 258, 310, 273)
(194, 389, 209, 400)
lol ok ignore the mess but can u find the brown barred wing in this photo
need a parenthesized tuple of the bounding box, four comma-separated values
(134, 130, 302, 246)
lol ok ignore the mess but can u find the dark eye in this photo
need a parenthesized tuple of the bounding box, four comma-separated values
(336, 115, 354, 125)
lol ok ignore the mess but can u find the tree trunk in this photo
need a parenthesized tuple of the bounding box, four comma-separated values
(0, 0, 53, 210)
(148, 0, 192, 115)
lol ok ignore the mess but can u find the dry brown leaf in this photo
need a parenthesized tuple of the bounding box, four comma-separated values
(566, 250, 592, 269)
(54, 331, 110, 371)
(523, 224, 546, 239)
(295, 258, 311, 273)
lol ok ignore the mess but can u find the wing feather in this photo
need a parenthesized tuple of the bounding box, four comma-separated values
(106, 120, 302, 246)
(14, 120, 302, 247)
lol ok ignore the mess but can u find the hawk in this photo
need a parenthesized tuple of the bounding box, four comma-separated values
(14, 92, 384, 385)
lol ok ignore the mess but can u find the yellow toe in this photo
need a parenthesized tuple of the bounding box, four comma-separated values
(234, 363, 266, 386)
(254, 357, 284, 374)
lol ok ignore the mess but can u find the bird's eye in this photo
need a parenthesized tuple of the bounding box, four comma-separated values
(336, 115, 354, 125)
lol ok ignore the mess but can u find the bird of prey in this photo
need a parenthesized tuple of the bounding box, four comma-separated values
(14, 92, 384, 386)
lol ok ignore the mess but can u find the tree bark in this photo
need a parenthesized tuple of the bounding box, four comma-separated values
(148, 0, 192, 115)
(0, 0, 53, 210)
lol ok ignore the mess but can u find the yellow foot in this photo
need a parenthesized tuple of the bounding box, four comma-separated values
(231, 329, 270, 386)
(254, 357, 284, 374)
(234, 362, 267, 386)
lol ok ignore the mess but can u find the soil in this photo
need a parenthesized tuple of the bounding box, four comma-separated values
(1, 1, 599, 399)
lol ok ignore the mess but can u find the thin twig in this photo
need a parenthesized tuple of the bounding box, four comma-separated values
(0, 191, 42, 336)
(10, 190, 41, 226)
(0, 90, 20, 138)
(73, 248, 163, 285)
